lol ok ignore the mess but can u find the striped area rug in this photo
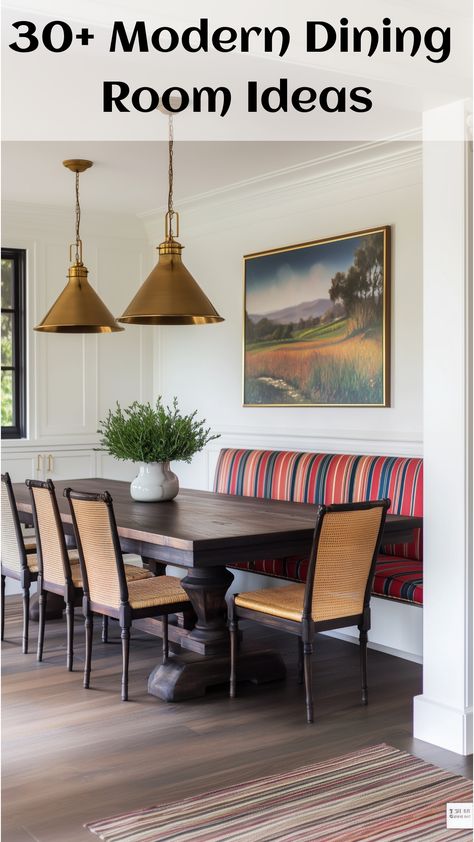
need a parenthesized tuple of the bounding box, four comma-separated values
(87, 743, 472, 841)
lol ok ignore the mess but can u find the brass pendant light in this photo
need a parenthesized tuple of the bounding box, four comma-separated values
(35, 160, 124, 334)
(119, 118, 223, 325)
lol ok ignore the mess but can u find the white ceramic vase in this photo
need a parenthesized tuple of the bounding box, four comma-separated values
(130, 461, 179, 502)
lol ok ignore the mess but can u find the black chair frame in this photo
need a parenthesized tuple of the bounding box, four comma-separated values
(65, 487, 189, 701)
(1, 472, 38, 653)
(229, 499, 390, 724)
(26, 478, 84, 670)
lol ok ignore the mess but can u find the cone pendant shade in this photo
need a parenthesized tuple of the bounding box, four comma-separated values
(119, 113, 223, 326)
(35, 264, 124, 333)
(119, 240, 223, 325)
(34, 159, 123, 334)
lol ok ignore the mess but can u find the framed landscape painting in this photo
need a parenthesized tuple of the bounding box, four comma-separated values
(243, 226, 391, 407)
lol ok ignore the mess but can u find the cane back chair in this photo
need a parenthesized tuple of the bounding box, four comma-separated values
(1, 472, 38, 652)
(64, 487, 191, 701)
(27, 478, 154, 670)
(229, 499, 390, 724)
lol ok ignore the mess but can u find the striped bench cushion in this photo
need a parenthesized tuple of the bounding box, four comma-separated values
(373, 555, 423, 605)
(229, 555, 423, 606)
(214, 448, 423, 605)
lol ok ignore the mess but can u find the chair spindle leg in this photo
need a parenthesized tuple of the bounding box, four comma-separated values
(22, 586, 30, 655)
(66, 601, 74, 671)
(359, 628, 368, 705)
(37, 590, 47, 661)
(121, 626, 130, 701)
(229, 615, 238, 698)
(84, 613, 93, 689)
(297, 637, 304, 685)
(303, 643, 314, 724)
(162, 614, 169, 664)
(102, 615, 109, 644)
(1, 574, 6, 641)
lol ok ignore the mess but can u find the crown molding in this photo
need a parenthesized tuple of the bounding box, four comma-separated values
(141, 142, 422, 243)
(139, 139, 422, 223)
(3, 138, 422, 242)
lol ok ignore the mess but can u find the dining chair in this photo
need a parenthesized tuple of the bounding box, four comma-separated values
(26, 479, 154, 671)
(1, 472, 39, 653)
(229, 499, 390, 724)
(64, 487, 191, 700)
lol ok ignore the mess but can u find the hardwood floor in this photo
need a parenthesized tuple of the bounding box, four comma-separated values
(2, 596, 472, 842)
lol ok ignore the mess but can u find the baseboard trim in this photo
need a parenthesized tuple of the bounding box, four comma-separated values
(323, 629, 423, 664)
(414, 694, 473, 756)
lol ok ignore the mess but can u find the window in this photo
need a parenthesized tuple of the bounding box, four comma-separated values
(1, 248, 26, 438)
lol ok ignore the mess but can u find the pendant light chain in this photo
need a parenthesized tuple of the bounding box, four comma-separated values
(75, 170, 81, 263)
(117, 119, 223, 325)
(167, 113, 175, 239)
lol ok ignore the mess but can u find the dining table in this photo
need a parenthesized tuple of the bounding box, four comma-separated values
(13, 478, 423, 702)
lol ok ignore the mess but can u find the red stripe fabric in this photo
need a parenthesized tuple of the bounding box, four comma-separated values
(230, 555, 423, 605)
(214, 449, 424, 605)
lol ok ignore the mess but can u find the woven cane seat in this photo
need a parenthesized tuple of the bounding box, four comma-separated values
(235, 584, 304, 621)
(124, 564, 153, 582)
(66, 561, 151, 589)
(25, 554, 39, 574)
(235, 583, 364, 623)
(70, 561, 83, 587)
(127, 575, 189, 610)
(67, 551, 81, 584)
(236, 507, 383, 623)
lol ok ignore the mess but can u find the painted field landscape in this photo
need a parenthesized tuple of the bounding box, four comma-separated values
(244, 228, 389, 406)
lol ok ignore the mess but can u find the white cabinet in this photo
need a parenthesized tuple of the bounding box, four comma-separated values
(2, 446, 96, 598)
(43, 450, 96, 481)
(1, 452, 37, 483)
(2, 447, 96, 484)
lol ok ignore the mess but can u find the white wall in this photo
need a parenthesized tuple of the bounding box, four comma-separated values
(148, 143, 423, 487)
(2, 202, 154, 448)
(414, 102, 473, 755)
(144, 142, 424, 660)
(2, 202, 154, 592)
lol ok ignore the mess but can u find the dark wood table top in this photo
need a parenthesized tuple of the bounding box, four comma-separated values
(14, 478, 422, 569)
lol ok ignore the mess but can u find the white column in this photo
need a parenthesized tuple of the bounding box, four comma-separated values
(414, 101, 473, 755)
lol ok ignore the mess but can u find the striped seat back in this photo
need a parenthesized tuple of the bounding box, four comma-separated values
(28, 482, 69, 587)
(67, 495, 123, 608)
(1, 473, 26, 573)
(214, 449, 423, 561)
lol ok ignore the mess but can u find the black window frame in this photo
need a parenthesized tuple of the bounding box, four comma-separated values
(2, 248, 27, 439)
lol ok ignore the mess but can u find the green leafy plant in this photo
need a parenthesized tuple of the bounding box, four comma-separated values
(97, 398, 219, 464)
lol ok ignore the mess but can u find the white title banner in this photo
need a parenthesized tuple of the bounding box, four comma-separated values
(2, 0, 472, 140)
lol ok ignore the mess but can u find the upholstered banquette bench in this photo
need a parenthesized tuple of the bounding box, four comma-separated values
(214, 449, 423, 606)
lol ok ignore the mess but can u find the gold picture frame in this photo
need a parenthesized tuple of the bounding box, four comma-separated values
(243, 225, 391, 407)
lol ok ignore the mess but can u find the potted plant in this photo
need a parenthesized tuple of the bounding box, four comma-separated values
(98, 398, 220, 502)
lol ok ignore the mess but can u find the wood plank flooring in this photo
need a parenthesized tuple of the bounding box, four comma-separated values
(2, 596, 472, 842)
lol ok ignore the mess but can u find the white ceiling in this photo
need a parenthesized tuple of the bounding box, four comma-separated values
(2, 141, 360, 215)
